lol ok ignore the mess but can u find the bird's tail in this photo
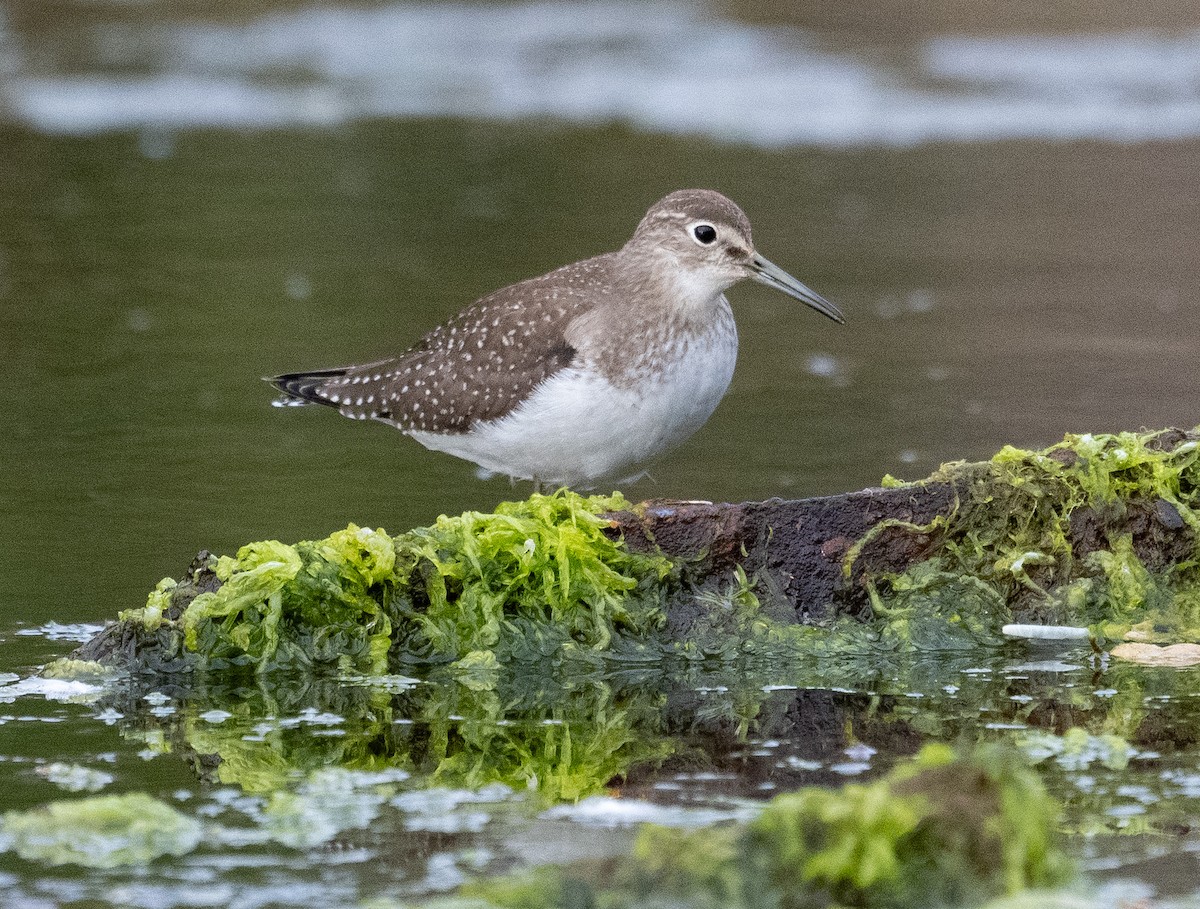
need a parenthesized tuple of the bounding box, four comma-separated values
(265, 367, 350, 409)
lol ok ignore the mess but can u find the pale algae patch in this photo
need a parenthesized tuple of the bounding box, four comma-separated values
(0, 793, 203, 868)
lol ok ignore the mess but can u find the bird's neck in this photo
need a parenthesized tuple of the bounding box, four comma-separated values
(611, 245, 731, 330)
(563, 249, 737, 389)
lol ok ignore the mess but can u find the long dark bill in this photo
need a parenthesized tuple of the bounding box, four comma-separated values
(750, 254, 846, 324)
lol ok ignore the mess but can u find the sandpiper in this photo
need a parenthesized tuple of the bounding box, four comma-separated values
(269, 189, 844, 487)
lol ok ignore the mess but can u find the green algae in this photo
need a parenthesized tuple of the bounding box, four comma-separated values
(0, 792, 203, 868)
(855, 428, 1200, 649)
(457, 744, 1070, 909)
(746, 744, 1068, 906)
(104, 428, 1200, 680)
(170, 525, 392, 673)
(119, 492, 672, 675)
(388, 492, 671, 662)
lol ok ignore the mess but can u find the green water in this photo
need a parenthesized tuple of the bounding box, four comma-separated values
(4, 117, 1200, 905)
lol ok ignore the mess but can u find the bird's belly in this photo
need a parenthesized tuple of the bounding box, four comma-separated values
(409, 336, 737, 486)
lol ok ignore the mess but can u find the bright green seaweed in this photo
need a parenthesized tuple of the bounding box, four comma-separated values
(387, 492, 672, 662)
(120, 492, 672, 674)
(122, 525, 397, 673)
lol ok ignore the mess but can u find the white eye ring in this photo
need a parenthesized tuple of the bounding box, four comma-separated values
(690, 222, 718, 246)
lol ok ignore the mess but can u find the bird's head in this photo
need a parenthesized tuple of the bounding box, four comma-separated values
(626, 188, 845, 324)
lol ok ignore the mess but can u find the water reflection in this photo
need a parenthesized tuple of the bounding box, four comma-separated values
(4, 637, 1200, 902)
(66, 647, 1200, 815)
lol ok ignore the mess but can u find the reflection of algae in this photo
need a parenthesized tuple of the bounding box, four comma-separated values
(415, 680, 673, 802)
(1015, 728, 1151, 836)
(457, 744, 1070, 909)
(861, 429, 1200, 648)
(263, 767, 398, 848)
(0, 792, 203, 868)
(98, 650, 1200, 851)
(113, 635, 1200, 810)
(179, 682, 403, 793)
(145, 672, 675, 803)
(1020, 728, 1133, 773)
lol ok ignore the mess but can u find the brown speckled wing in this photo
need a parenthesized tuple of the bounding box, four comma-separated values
(275, 257, 620, 433)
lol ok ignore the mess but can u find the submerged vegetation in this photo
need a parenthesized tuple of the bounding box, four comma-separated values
(454, 743, 1070, 909)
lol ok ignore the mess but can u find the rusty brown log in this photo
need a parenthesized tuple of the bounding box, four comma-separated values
(608, 480, 962, 629)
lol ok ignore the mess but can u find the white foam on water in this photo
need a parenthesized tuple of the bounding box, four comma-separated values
(2, 2, 1199, 145)
(543, 795, 754, 827)
(14, 622, 106, 642)
(0, 676, 104, 703)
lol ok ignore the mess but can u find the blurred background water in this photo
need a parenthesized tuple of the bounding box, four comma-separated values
(1, 0, 1198, 631)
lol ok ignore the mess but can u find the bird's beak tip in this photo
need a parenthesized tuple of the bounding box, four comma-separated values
(749, 255, 846, 325)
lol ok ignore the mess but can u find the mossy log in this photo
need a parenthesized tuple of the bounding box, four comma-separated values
(74, 427, 1200, 673)
(614, 428, 1197, 630)
(612, 482, 959, 627)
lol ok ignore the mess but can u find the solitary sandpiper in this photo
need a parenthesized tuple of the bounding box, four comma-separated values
(269, 189, 845, 487)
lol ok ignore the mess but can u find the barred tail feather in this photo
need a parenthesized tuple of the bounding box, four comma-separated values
(265, 367, 350, 409)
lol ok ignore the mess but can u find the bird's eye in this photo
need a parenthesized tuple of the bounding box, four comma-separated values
(692, 224, 717, 245)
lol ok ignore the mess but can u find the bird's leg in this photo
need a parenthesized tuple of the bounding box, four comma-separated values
(531, 477, 544, 495)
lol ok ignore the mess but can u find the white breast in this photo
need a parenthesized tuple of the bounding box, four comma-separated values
(409, 299, 739, 486)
